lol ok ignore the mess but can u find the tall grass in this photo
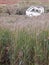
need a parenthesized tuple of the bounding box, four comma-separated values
(14, 29, 49, 65)
(0, 28, 49, 65)
(0, 29, 15, 65)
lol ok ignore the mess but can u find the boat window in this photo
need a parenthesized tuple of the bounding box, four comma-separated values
(31, 8, 35, 12)
(36, 9, 41, 13)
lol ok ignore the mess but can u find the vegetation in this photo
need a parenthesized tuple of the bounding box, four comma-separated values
(0, 28, 49, 65)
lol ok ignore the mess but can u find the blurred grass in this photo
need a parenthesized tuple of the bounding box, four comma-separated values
(0, 0, 49, 14)
(17, 0, 49, 8)
(0, 1, 49, 65)
(0, 26, 49, 65)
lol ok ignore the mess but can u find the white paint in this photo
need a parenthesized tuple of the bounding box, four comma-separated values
(26, 6, 44, 17)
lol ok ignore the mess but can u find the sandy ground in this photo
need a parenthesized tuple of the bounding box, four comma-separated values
(0, 13, 49, 32)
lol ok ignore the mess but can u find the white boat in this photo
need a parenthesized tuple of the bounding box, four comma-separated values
(26, 6, 44, 17)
